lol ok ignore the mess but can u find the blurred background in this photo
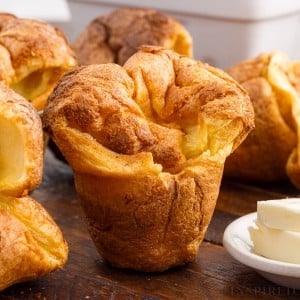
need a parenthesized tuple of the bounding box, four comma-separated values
(1, 0, 300, 69)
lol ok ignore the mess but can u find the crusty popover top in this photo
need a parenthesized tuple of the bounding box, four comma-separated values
(44, 46, 254, 172)
(73, 8, 193, 66)
(0, 13, 77, 111)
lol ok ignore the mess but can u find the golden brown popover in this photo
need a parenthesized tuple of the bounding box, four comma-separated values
(73, 7, 193, 66)
(0, 13, 77, 111)
(224, 51, 300, 188)
(43, 46, 254, 272)
(0, 82, 68, 291)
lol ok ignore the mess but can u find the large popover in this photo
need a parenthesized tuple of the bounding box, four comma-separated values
(0, 82, 68, 291)
(0, 13, 77, 111)
(224, 51, 300, 188)
(73, 7, 193, 66)
(43, 46, 254, 272)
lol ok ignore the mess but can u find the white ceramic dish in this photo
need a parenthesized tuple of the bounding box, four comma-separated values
(62, 0, 300, 68)
(0, 0, 71, 22)
(223, 212, 300, 289)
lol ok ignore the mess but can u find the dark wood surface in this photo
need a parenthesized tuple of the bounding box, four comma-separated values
(1, 149, 300, 300)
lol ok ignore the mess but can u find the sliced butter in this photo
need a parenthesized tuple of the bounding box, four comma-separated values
(257, 198, 300, 232)
(250, 221, 300, 264)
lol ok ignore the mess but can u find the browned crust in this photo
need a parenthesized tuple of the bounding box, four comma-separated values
(73, 7, 193, 66)
(0, 195, 68, 291)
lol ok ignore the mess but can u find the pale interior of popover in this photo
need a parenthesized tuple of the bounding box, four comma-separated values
(0, 117, 24, 187)
(10, 68, 64, 109)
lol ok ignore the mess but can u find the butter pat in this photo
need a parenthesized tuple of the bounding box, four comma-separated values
(257, 198, 300, 231)
(250, 221, 300, 264)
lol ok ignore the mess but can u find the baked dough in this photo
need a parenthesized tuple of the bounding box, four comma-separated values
(0, 13, 76, 111)
(43, 46, 254, 272)
(0, 82, 42, 197)
(224, 51, 300, 187)
(0, 195, 68, 291)
(0, 82, 68, 291)
(73, 7, 193, 66)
